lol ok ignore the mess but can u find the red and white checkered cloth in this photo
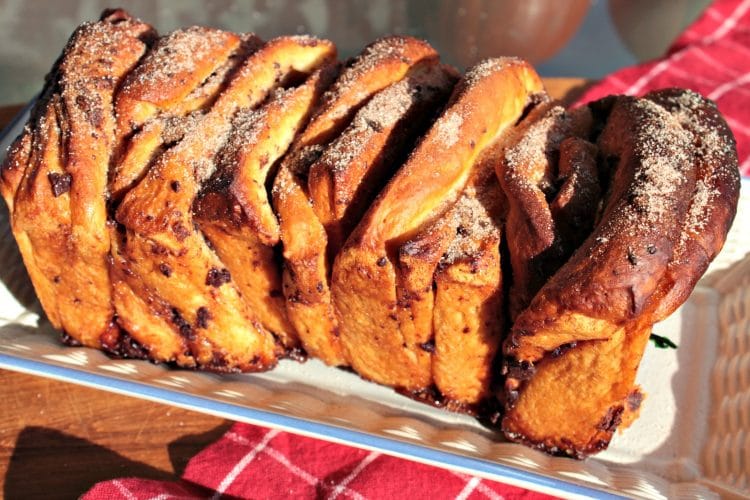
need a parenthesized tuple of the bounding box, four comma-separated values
(82, 1, 750, 499)
(83, 423, 554, 499)
(574, 0, 750, 175)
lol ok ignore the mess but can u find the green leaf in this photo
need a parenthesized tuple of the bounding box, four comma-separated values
(649, 333, 677, 349)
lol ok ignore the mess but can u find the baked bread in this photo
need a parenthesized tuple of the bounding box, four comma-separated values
(0, 10, 155, 350)
(0, 10, 740, 458)
(500, 90, 741, 456)
(273, 36, 455, 366)
(333, 58, 544, 402)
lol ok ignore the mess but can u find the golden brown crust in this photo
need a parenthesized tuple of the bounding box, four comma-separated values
(643, 89, 741, 321)
(0, 127, 32, 213)
(300, 36, 440, 146)
(113, 36, 336, 370)
(506, 97, 696, 362)
(115, 27, 244, 140)
(0, 10, 154, 346)
(431, 161, 505, 405)
(502, 325, 651, 458)
(110, 32, 262, 199)
(501, 90, 740, 457)
(499, 102, 595, 320)
(3, 11, 742, 459)
(273, 36, 443, 366)
(194, 63, 339, 350)
(332, 58, 544, 390)
(307, 61, 458, 253)
(548, 136, 601, 254)
(109, 226, 195, 366)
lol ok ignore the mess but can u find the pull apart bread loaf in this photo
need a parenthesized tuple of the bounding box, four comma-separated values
(0, 10, 740, 458)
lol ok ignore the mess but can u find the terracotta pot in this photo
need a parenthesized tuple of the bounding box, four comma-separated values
(420, 0, 590, 68)
(609, 0, 711, 61)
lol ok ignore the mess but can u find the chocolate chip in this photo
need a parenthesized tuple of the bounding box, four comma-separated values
(419, 340, 435, 352)
(196, 306, 211, 328)
(646, 244, 657, 254)
(316, 281, 324, 293)
(172, 221, 190, 241)
(627, 390, 644, 411)
(158, 263, 172, 277)
(550, 342, 577, 358)
(365, 118, 383, 132)
(206, 267, 231, 287)
(151, 243, 168, 255)
(101, 330, 149, 360)
(75, 94, 103, 128)
(596, 405, 624, 432)
(201, 351, 232, 373)
(53, 275, 61, 284)
(170, 307, 194, 340)
(170, 180, 181, 192)
(48, 172, 72, 197)
(118, 335, 149, 359)
(376, 257, 387, 267)
(627, 247, 639, 265)
(505, 359, 536, 381)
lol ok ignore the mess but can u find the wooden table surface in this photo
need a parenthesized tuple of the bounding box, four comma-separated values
(0, 78, 589, 499)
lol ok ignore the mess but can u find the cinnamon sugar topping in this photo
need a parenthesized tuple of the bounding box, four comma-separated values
(129, 27, 234, 87)
(684, 179, 717, 235)
(626, 100, 690, 221)
(504, 106, 570, 192)
(442, 184, 501, 264)
(162, 112, 203, 145)
(645, 89, 738, 242)
(333, 37, 409, 90)
(435, 111, 463, 148)
(316, 36, 430, 120)
(322, 77, 419, 174)
(463, 57, 520, 87)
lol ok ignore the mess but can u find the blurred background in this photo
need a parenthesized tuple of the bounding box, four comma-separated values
(0, 0, 712, 105)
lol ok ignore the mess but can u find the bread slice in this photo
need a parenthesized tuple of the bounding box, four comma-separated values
(272, 36, 443, 365)
(332, 58, 545, 390)
(503, 324, 651, 457)
(501, 90, 740, 456)
(112, 36, 336, 370)
(111, 28, 261, 199)
(193, 63, 338, 351)
(0, 10, 154, 347)
(307, 60, 457, 256)
(430, 155, 505, 406)
(499, 102, 595, 320)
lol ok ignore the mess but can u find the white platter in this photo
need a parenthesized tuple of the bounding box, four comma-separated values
(0, 104, 748, 499)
